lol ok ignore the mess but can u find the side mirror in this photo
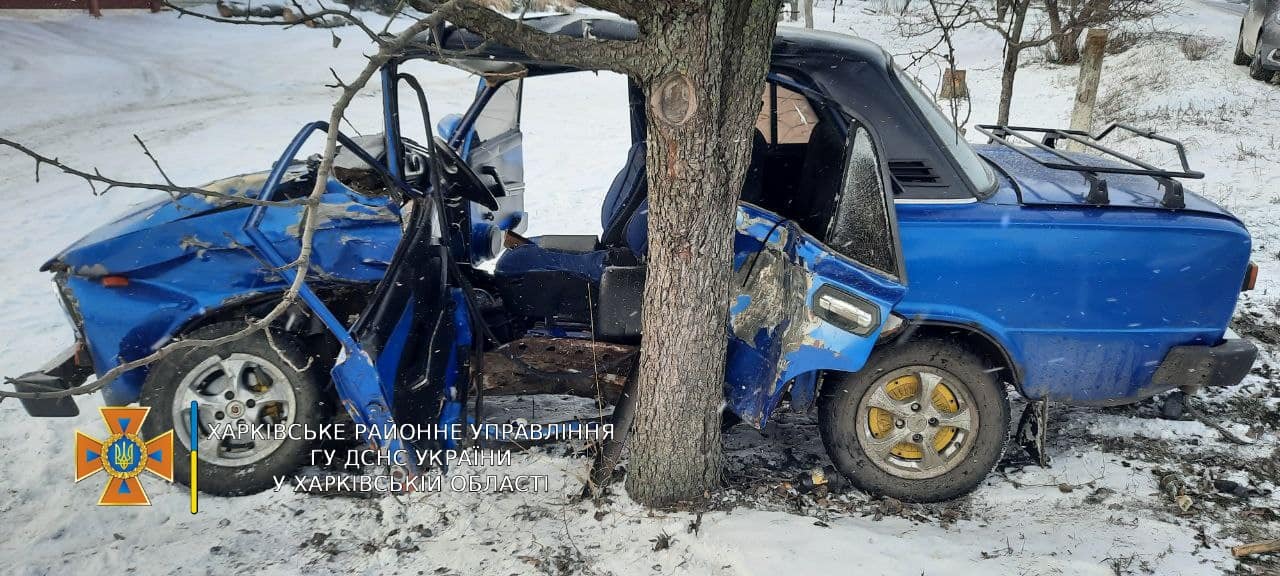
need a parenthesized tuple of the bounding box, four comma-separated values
(437, 113, 464, 141)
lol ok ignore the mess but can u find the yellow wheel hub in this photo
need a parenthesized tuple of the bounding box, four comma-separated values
(867, 373, 961, 460)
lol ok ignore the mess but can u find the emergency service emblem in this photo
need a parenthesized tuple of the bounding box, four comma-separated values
(74, 407, 174, 505)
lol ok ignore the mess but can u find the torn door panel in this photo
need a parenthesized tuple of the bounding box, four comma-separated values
(725, 204, 906, 428)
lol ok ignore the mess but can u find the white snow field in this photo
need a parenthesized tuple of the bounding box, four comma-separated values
(1, 3, 1278, 575)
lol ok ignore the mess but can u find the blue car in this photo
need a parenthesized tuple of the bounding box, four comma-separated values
(14, 16, 1257, 502)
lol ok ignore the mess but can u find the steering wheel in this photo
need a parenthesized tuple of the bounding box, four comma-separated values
(430, 136, 500, 211)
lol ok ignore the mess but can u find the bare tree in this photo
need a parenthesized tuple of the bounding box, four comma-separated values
(0, 0, 780, 506)
(900, 0, 1167, 125)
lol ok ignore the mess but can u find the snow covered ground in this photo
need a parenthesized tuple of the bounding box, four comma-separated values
(1, 2, 1278, 575)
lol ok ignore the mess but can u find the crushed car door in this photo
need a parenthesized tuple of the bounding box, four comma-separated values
(726, 118, 908, 427)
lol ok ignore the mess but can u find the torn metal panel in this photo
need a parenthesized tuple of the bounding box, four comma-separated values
(725, 204, 907, 428)
(43, 170, 403, 405)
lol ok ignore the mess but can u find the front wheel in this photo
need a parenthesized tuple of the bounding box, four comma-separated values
(1250, 39, 1275, 81)
(139, 322, 326, 496)
(818, 340, 1009, 502)
(1234, 27, 1251, 66)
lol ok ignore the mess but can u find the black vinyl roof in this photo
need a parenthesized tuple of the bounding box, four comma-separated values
(402, 14, 891, 78)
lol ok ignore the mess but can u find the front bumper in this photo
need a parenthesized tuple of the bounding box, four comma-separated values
(1150, 336, 1257, 391)
(13, 341, 95, 417)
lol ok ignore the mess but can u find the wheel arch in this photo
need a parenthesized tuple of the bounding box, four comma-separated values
(852, 320, 1025, 398)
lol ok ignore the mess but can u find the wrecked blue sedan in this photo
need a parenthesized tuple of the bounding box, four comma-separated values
(14, 16, 1257, 503)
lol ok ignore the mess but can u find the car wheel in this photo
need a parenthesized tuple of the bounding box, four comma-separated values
(818, 340, 1009, 503)
(1250, 42, 1275, 81)
(1234, 28, 1251, 66)
(139, 321, 326, 496)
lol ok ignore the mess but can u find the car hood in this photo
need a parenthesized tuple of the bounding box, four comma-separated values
(974, 144, 1234, 218)
(45, 171, 274, 276)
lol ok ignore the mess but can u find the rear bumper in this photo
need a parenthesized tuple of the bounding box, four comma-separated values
(1151, 336, 1257, 391)
(13, 342, 95, 417)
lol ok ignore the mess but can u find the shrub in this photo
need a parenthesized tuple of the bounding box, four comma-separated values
(1177, 34, 1216, 61)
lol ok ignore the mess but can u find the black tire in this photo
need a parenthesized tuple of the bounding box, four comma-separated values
(1234, 27, 1251, 66)
(1250, 38, 1275, 81)
(139, 322, 326, 496)
(818, 340, 1009, 503)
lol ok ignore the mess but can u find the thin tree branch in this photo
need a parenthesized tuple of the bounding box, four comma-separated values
(0, 137, 306, 208)
(162, 0, 387, 45)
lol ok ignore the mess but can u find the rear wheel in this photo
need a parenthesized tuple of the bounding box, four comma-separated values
(139, 322, 326, 496)
(818, 340, 1009, 502)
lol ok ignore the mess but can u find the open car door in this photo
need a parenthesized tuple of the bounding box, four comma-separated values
(725, 119, 908, 427)
(446, 78, 527, 261)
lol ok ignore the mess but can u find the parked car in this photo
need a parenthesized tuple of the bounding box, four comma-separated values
(15, 16, 1257, 503)
(1236, 0, 1280, 81)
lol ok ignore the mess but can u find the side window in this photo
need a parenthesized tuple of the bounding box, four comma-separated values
(467, 79, 525, 198)
(826, 124, 899, 279)
(472, 80, 521, 143)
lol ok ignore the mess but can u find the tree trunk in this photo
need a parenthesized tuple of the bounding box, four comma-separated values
(996, 0, 1030, 125)
(1067, 27, 1108, 142)
(624, 1, 779, 506)
(803, 0, 814, 29)
(1045, 0, 1080, 64)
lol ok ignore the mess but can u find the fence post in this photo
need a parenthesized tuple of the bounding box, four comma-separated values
(1067, 28, 1109, 150)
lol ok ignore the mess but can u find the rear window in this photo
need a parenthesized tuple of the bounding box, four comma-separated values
(893, 64, 996, 195)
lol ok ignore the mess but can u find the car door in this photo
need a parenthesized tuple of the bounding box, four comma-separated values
(726, 118, 908, 427)
(458, 79, 528, 253)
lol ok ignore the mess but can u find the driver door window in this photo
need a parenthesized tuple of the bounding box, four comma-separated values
(468, 79, 524, 197)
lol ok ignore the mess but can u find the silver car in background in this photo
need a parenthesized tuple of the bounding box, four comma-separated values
(1236, 0, 1280, 81)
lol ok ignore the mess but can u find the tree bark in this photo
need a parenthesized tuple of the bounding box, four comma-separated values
(1045, 0, 1079, 64)
(624, 1, 779, 506)
(1067, 27, 1108, 144)
(803, 0, 814, 29)
(996, 0, 1030, 125)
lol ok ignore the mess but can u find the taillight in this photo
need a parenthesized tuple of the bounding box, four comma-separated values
(1242, 262, 1258, 292)
(101, 275, 129, 287)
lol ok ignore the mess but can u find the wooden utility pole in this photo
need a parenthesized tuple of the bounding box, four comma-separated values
(1067, 28, 1109, 149)
(940, 69, 968, 99)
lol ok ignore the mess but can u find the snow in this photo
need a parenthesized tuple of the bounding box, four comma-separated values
(1, 3, 1277, 575)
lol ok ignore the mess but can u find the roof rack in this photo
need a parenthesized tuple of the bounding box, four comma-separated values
(973, 123, 1204, 209)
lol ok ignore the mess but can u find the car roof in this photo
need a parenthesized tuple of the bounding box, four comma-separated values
(401, 14, 891, 78)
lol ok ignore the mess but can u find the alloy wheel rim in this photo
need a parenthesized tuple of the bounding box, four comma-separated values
(855, 366, 979, 480)
(172, 352, 296, 467)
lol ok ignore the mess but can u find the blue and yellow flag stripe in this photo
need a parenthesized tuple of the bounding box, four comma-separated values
(189, 400, 198, 514)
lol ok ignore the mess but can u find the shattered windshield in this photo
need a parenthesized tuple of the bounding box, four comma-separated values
(893, 64, 997, 196)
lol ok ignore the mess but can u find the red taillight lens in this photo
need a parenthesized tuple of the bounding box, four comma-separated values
(101, 275, 129, 288)
(1242, 262, 1258, 292)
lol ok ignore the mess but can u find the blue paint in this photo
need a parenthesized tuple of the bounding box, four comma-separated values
(724, 204, 906, 426)
(189, 401, 197, 453)
(893, 158, 1251, 404)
